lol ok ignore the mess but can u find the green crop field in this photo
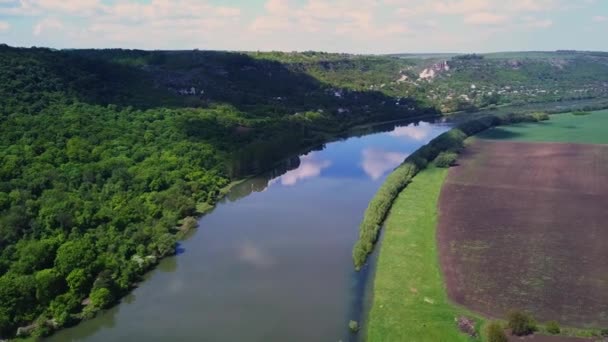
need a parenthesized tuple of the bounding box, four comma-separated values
(366, 166, 480, 342)
(477, 110, 608, 144)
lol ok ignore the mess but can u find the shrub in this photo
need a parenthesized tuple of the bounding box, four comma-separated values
(600, 328, 608, 337)
(457, 316, 477, 337)
(181, 216, 198, 232)
(531, 112, 550, 121)
(508, 310, 537, 336)
(572, 111, 591, 116)
(348, 320, 359, 333)
(89, 287, 113, 309)
(546, 321, 560, 334)
(434, 152, 458, 168)
(485, 321, 507, 342)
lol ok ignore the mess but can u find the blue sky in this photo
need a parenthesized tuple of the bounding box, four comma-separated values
(0, 0, 606, 53)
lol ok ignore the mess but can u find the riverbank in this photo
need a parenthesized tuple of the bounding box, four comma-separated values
(366, 166, 482, 341)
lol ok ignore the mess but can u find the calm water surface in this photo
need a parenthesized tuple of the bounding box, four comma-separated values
(47, 120, 450, 342)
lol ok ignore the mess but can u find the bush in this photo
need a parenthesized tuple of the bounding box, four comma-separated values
(531, 111, 550, 121)
(508, 310, 537, 336)
(348, 320, 359, 333)
(89, 287, 113, 309)
(181, 216, 198, 232)
(572, 111, 591, 116)
(600, 328, 608, 337)
(546, 321, 560, 334)
(434, 152, 458, 168)
(485, 321, 507, 342)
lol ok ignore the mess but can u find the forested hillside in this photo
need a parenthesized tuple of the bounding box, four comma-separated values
(0, 45, 435, 338)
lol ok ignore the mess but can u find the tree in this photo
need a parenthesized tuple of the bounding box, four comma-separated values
(0, 274, 36, 334)
(48, 293, 80, 327)
(508, 310, 537, 336)
(154, 234, 177, 257)
(546, 321, 560, 334)
(34, 269, 65, 305)
(89, 287, 113, 309)
(66, 268, 91, 296)
(12, 239, 58, 274)
(434, 152, 458, 168)
(485, 321, 507, 342)
(54, 238, 97, 275)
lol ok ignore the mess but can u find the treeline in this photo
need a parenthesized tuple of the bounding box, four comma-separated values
(352, 112, 550, 269)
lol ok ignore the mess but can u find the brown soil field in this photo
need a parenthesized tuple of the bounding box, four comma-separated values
(438, 140, 608, 327)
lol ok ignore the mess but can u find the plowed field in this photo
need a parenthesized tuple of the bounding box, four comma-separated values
(438, 140, 608, 327)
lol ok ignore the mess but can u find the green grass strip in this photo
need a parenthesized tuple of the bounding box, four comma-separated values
(477, 110, 608, 144)
(366, 166, 481, 341)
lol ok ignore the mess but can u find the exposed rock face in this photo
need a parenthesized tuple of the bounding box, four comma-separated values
(16, 324, 37, 337)
(419, 61, 450, 80)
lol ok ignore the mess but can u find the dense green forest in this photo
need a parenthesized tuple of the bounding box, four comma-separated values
(1, 44, 608, 338)
(0, 44, 437, 338)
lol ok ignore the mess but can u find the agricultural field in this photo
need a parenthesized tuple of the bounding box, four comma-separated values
(438, 114, 608, 329)
(366, 166, 481, 341)
(477, 110, 608, 144)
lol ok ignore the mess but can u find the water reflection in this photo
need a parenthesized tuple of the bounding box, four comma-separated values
(360, 148, 408, 180)
(388, 121, 434, 141)
(269, 152, 332, 186)
(225, 156, 301, 202)
(236, 241, 276, 269)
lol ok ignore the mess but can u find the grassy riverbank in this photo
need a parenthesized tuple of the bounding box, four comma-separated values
(366, 166, 482, 341)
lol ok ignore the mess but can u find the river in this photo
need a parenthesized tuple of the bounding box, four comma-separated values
(47, 119, 450, 342)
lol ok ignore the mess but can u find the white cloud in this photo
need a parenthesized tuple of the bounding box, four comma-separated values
(464, 12, 509, 25)
(265, 0, 290, 14)
(0, 21, 9, 32)
(525, 19, 554, 28)
(31, 0, 102, 15)
(592, 15, 607, 22)
(33, 17, 63, 36)
(251, 0, 411, 41)
(432, 0, 490, 15)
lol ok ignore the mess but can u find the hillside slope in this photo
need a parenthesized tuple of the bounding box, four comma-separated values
(0, 45, 437, 339)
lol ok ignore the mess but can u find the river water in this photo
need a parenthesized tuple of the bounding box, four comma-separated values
(47, 119, 450, 342)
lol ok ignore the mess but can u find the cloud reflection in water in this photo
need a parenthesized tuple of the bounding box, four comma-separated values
(388, 121, 433, 141)
(269, 152, 331, 186)
(237, 241, 275, 268)
(360, 148, 408, 180)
